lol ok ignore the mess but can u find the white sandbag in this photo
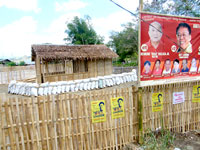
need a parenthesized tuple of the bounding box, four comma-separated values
(70, 81, 75, 92)
(30, 83, 38, 96)
(57, 82, 62, 94)
(87, 81, 92, 90)
(90, 78, 97, 90)
(8, 80, 16, 93)
(25, 83, 31, 96)
(79, 81, 84, 91)
(83, 79, 90, 90)
(74, 80, 82, 91)
(97, 76, 103, 88)
(104, 76, 110, 87)
(43, 82, 49, 95)
(38, 86, 44, 96)
(48, 83, 53, 95)
(61, 81, 68, 93)
(52, 82, 58, 95)
(65, 82, 70, 92)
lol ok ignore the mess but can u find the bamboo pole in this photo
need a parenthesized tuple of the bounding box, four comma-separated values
(137, 87, 143, 144)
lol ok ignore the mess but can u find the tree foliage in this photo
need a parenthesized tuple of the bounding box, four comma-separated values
(18, 61, 26, 66)
(143, 0, 200, 17)
(108, 22, 138, 63)
(64, 16, 104, 45)
(6, 61, 16, 66)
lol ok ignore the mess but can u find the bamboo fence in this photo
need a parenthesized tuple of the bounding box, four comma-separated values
(0, 86, 138, 150)
(0, 80, 200, 149)
(141, 81, 200, 134)
(0, 66, 35, 84)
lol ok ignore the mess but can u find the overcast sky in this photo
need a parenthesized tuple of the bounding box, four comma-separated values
(0, 0, 140, 58)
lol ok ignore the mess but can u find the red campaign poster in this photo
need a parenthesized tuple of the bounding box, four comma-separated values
(140, 12, 200, 81)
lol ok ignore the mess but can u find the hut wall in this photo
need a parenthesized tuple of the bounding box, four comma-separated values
(88, 59, 113, 78)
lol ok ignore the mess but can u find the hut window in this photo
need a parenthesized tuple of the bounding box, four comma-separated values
(73, 59, 88, 73)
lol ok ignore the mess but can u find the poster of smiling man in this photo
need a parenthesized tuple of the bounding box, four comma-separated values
(140, 12, 200, 82)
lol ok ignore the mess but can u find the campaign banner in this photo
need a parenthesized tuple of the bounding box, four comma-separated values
(173, 92, 185, 104)
(140, 12, 200, 81)
(152, 92, 163, 112)
(192, 85, 200, 102)
(111, 97, 125, 119)
(91, 100, 106, 123)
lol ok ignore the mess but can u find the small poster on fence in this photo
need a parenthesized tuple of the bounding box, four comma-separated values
(173, 92, 185, 104)
(152, 93, 163, 112)
(91, 100, 106, 123)
(111, 97, 125, 119)
(192, 85, 200, 102)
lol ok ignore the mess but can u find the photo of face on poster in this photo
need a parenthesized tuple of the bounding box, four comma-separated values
(140, 12, 200, 81)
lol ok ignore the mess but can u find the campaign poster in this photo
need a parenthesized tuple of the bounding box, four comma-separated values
(140, 12, 200, 81)
(152, 92, 163, 112)
(192, 85, 200, 102)
(111, 97, 125, 119)
(91, 100, 106, 123)
(173, 92, 185, 104)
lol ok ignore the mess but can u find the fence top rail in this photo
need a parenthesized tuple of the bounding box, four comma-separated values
(139, 76, 200, 88)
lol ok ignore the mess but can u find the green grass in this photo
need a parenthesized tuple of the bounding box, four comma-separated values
(141, 128, 175, 150)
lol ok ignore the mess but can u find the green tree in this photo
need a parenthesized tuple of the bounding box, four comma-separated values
(19, 61, 26, 66)
(108, 22, 138, 63)
(143, 0, 200, 17)
(6, 61, 16, 66)
(64, 16, 104, 45)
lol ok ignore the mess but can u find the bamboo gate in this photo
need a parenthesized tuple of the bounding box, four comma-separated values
(0, 81, 200, 149)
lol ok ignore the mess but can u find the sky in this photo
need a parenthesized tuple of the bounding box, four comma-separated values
(0, 0, 140, 58)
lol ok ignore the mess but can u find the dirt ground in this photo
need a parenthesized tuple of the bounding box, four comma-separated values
(123, 130, 200, 150)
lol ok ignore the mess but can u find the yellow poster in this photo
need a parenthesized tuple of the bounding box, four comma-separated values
(192, 85, 200, 102)
(111, 97, 125, 119)
(152, 93, 163, 112)
(91, 100, 106, 123)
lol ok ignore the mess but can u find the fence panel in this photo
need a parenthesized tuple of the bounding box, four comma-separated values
(141, 82, 200, 134)
(0, 85, 137, 149)
(0, 66, 35, 84)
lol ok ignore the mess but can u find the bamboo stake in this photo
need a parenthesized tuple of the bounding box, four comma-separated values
(138, 87, 143, 144)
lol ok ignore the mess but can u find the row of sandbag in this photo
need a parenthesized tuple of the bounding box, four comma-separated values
(8, 71, 137, 96)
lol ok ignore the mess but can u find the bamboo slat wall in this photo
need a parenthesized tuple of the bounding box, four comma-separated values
(141, 81, 200, 133)
(0, 86, 138, 150)
(0, 66, 35, 84)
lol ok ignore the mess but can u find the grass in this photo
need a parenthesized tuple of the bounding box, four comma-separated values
(141, 128, 175, 150)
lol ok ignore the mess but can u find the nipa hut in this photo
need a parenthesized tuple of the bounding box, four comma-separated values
(31, 44, 118, 83)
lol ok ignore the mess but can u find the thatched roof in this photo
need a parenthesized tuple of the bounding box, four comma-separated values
(31, 44, 118, 61)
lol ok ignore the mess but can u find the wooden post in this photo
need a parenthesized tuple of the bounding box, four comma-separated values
(137, 87, 143, 144)
(139, 0, 143, 11)
(138, 0, 143, 84)
(36, 56, 42, 84)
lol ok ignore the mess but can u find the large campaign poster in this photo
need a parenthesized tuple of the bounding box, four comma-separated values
(140, 12, 200, 81)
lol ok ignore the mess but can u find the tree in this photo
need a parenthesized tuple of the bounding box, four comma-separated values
(108, 22, 138, 63)
(19, 61, 26, 66)
(6, 61, 16, 66)
(143, 0, 200, 17)
(64, 16, 104, 45)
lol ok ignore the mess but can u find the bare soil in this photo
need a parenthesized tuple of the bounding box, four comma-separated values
(123, 130, 200, 150)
